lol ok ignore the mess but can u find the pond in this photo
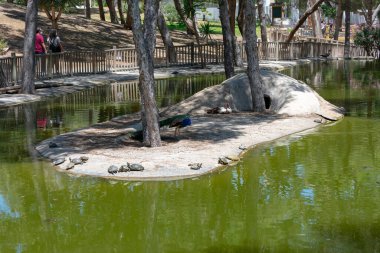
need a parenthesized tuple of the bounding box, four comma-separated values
(0, 61, 379, 252)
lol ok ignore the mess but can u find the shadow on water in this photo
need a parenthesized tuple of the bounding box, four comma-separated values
(0, 62, 380, 252)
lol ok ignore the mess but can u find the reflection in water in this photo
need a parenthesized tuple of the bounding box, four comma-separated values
(0, 63, 380, 252)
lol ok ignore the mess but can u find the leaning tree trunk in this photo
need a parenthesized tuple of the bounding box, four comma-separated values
(245, 0, 265, 112)
(219, 0, 235, 78)
(333, 0, 343, 40)
(286, 0, 325, 43)
(21, 0, 38, 94)
(124, 3, 133, 29)
(344, 0, 351, 59)
(97, 0, 106, 21)
(117, 0, 125, 24)
(228, 0, 236, 35)
(106, 0, 119, 24)
(173, 0, 197, 35)
(237, 0, 246, 37)
(309, 0, 323, 38)
(157, 9, 177, 63)
(127, 0, 161, 147)
(85, 0, 91, 19)
(257, 0, 268, 58)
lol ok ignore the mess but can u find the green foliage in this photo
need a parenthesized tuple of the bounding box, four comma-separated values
(199, 21, 213, 36)
(162, 4, 180, 24)
(0, 38, 8, 53)
(354, 27, 380, 56)
(321, 3, 336, 19)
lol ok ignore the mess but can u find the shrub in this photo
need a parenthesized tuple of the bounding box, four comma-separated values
(354, 27, 379, 57)
(0, 38, 8, 54)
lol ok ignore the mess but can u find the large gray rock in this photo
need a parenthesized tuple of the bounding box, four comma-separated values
(161, 70, 343, 120)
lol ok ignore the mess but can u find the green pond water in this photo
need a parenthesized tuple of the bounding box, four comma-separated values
(0, 61, 379, 252)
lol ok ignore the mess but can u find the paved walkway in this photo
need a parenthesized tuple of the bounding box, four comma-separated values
(0, 60, 311, 108)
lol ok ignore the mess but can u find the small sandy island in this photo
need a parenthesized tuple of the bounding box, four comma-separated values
(36, 69, 344, 181)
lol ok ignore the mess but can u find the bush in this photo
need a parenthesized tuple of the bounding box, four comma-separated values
(162, 4, 180, 25)
(354, 27, 379, 57)
(0, 38, 8, 54)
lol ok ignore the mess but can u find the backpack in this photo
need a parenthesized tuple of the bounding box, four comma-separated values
(49, 37, 61, 53)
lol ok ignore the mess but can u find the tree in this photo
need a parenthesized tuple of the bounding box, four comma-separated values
(354, 26, 378, 56)
(173, 0, 197, 35)
(97, 0, 106, 21)
(309, 0, 323, 38)
(85, 0, 91, 19)
(257, 0, 268, 58)
(21, 0, 38, 94)
(219, 0, 235, 78)
(237, 0, 246, 36)
(40, 0, 81, 29)
(124, 3, 133, 29)
(286, 0, 326, 42)
(106, 0, 119, 24)
(344, 0, 351, 58)
(333, 0, 343, 40)
(127, 0, 161, 147)
(117, 0, 126, 24)
(157, 8, 177, 63)
(361, 0, 380, 28)
(244, 0, 265, 112)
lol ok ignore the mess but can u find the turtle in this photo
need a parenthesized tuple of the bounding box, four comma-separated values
(69, 157, 83, 165)
(108, 165, 119, 175)
(127, 162, 144, 171)
(188, 163, 202, 170)
(218, 157, 229, 165)
(66, 162, 75, 170)
(52, 157, 65, 166)
(49, 142, 58, 148)
(118, 165, 130, 172)
(80, 156, 89, 163)
(226, 155, 240, 161)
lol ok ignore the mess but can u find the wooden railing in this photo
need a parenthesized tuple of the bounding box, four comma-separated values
(0, 41, 374, 88)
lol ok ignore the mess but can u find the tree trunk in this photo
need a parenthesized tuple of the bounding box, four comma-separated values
(106, 0, 119, 24)
(245, 0, 265, 112)
(124, 3, 133, 29)
(21, 0, 38, 94)
(344, 0, 351, 59)
(44, 6, 62, 29)
(285, 0, 326, 43)
(228, 0, 236, 36)
(173, 0, 197, 35)
(157, 9, 177, 63)
(98, 0, 106, 21)
(333, 0, 343, 40)
(309, 0, 323, 38)
(257, 0, 268, 58)
(85, 0, 91, 19)
(372, 4, 380, 24)
(117, 0, 125, 24)
(237, 0, 246, 37)
(362, 0, 373, 27)
(219, 0, 235, 78)
(128, 0, 161, 147)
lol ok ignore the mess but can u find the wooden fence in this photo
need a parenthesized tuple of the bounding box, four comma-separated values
(0, 41, 373, 87)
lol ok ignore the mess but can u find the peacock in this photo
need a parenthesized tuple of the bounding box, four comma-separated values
(161, 114, 192, 137)
(129, 114, 192, 140)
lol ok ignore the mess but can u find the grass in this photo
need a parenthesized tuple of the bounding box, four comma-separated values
(167, 21, 262, 38)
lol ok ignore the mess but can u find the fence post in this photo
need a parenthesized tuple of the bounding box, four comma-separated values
(11, 53, 17, 84)
(69, 52, 73, 76)
(47, 53, 53, 79)
(275, 41, 279, 61)
(92, 51, 96, 74)
(191, 43, 194, 66)
(290, 42, 293, 60)
(113, 46, 117, 71)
